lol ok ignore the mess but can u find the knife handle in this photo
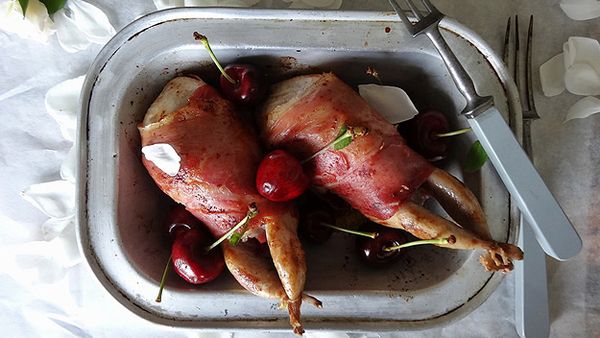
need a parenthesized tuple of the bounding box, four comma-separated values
(468, 107, 582, 260)
(515, 216, 550, 338)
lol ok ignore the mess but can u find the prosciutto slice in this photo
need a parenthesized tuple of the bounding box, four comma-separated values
(139, 76, 290, 239)
(259, 73, 434, 220)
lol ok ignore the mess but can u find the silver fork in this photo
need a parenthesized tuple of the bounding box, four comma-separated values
(387, 0, 582, 261)
(504, 16, 550, 338)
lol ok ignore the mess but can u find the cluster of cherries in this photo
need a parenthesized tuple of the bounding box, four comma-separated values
(157, 34, 463, 296)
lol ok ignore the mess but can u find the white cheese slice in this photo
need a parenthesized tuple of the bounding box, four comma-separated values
(142, 143, 181, 176)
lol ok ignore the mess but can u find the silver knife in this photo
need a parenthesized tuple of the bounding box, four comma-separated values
(508, 16, 549, 338)
(466, 105, 580, 260)
(389, 0, 582, 260)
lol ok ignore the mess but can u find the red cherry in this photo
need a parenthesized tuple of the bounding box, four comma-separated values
(256, 150, 310, 202)
(355, 223, 407, 267)
(299, 210, 335, 244)
(171, 227, 225, 284)
(399, 109, 450, 159)
(165, 205, 199, 240)
(219, 64, 266, 106)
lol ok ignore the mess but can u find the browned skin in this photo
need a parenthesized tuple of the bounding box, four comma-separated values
(140, 77, 317, 335)
(258, 73, 523, 273)
(422, 169, 523, 271)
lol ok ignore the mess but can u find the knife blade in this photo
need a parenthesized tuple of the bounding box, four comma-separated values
(467, 106, 581, 260)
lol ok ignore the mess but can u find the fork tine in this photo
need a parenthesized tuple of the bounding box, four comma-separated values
(514, 15, 520, 97)
(388, 0, 412, 27)
(403, 0, 424, 20)
(525, 15, 538, 117)
(420, 0, 438, 14)
(502, 17, 511, 66)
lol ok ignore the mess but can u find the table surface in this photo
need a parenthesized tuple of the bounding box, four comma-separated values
(1, 1, 599, 337)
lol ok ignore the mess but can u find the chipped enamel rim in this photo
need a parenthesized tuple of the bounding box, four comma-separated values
(77, 8, 521, 333)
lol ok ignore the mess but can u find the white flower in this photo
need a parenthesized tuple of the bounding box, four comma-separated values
(53, 0, 116, 53)
(10, 76, 85, 286)
(0, 0, 115, 53)
(0, 0, 55, 42)
(539, 36, 600, 122)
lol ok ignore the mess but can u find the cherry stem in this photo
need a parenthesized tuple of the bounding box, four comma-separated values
(301, 124, 369, 164)
(193, 32, 237, 85)
(205, 203, 259, 251)
(435, 128, 471, 138)
(320, 222, 378, 239)
(383, 235, 456, 252)
(155, 253, 172, 303)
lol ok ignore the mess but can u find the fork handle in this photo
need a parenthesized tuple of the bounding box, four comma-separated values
(424, 26, 492, 117)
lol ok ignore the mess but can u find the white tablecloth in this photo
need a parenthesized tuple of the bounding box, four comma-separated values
(1, 0, 598, 337)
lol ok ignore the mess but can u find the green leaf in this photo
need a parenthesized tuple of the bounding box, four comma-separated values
(18, 0, 29, 16)
(229, 231, 243, 246)
(464, 140, 488, 173)
(336, 124, 348, 138)
(333, 136, 352, 150)
(40, 0, 67, 15)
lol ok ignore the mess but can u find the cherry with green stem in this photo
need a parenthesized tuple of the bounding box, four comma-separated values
(355, 223, 457, 267)
(256, 124, 369, 203)
(299, 209, 376, 244)
(383, 235, 456, 252)
(194, 32, 266, 105)
(256, 150, 310, 202)
(399, 110, 470, 160)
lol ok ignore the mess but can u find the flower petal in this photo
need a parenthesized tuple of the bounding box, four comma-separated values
(560, 0, 600, 20)
(300, 0, 337, 7)
(539, 53, 566, 97)
(217, 0, 260, 6)
(60, 145, 78, 183)
(563, 36, 600, 95)
(0, 0, 55, 43)
(45, 76, 85, 142)
(54, 220, 81, 268)
(21, 180, 76, 219)
(564, 96, 600, 122)
(41, 216, 73, 241)
(358, 84, 419, 124)
(154, 0, 184, 9)
(288, 0, 342, 8)
(288, 1, 313, 8)
(183, 0, 220, 5)
(142, 143, 181, 176)
(53, 0, 116, 53)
